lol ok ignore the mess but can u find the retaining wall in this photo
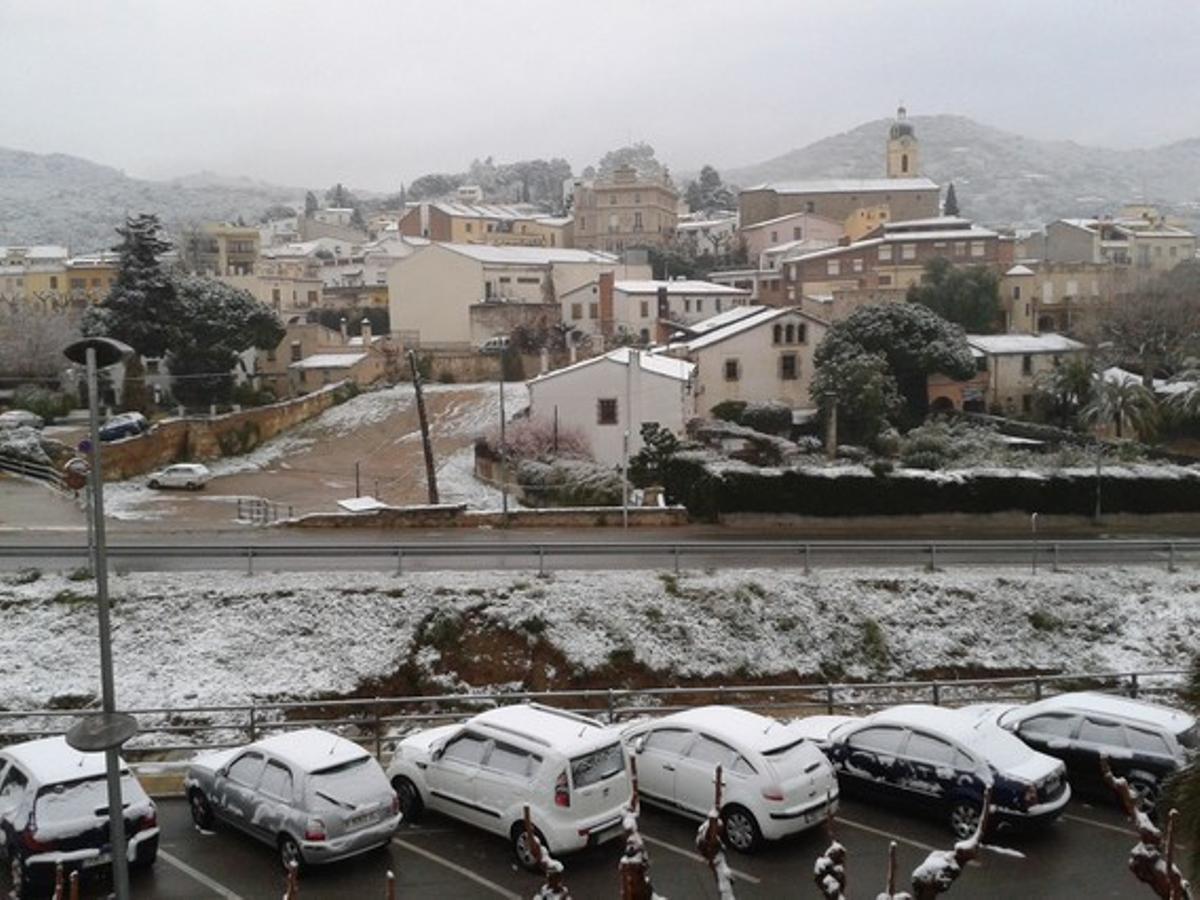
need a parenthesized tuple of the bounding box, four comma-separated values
(285, 504, 688, 529)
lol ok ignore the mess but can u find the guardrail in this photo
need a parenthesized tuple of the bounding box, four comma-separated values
(0, 669, 1185, 763)
(0, 452, 66, 491)
(1, 537, 1197, 574)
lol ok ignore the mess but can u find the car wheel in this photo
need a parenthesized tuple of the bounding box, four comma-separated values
(132, 833, 159, 869)
(189, 789, 215, 830)
(948, 798, 983, 839)
(279, 834, 304, 874)
(392, 776, 423, 823)
(722, 804, 763, 853)
(1127, 772, 1160, 814)
(186, 482, 197, 491)
(511, 822, 548, 872)
(148, 480, 160, 489)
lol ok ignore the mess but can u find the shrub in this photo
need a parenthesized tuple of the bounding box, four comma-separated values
(516, 458, 624, 507)
(484, 416, 593, 462)
(740, 401, 792, 436)
(12, 385, 72, 423)
(710, 400, 747, 423)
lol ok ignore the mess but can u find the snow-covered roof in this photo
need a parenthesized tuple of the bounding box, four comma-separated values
(289, 352, 367, 369)
(679, 305, 768, 336)
(471, 704, 614, 753)
(1101, 366, 1191, 396)
(882, 216, 973, 232)
(440, 244, 618, 265)
(656, 706, 806, 753)
(748, 177, 938, 194)
(2, 737, 122, 785)
(0, 245, 69, 260)
(741, 210, 841, 231)
(762, 238, 838, 259)
(346, 335, 382, 347)
(614, 279, 749, 296)
(675, 217, 737, 232)
(1022, 692, 1196, 732)
(1005, 264, 1036, 276)
(788, 223, 997, 266)
(529, 347, 694, 385)
(967, 333, 1087, 356)
(252, 728, 369, 773)
(682, 306, 823, 352)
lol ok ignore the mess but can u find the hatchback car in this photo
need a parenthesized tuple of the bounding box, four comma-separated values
(794, 705, 1070, 838)
(147, 463, 212, 490)
(185, 728, 400, 872)
(0, 737, 158, 895)
(99, 412, 149, 442)
(621, 706, 838, 852)
(387, 703, 629, 870)
(0, 410, 43, 429)
(966, 692, 1199, 812)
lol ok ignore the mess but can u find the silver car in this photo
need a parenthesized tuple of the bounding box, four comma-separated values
(184, 728, 400, 871)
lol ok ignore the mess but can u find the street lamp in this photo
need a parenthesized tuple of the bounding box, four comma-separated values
(62, 336, 136, 900)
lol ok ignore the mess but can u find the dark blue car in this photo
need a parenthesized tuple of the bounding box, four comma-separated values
(794, 704, 1070, 838)
(99, 412, 149, 442)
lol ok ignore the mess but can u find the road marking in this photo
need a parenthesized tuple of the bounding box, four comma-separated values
(640, 834, 762, 884)
(834, 817, 981, 867)
(392, 838, 522, 899)
(159, 848, 247, 900)
(1062, 813, 1186, 849)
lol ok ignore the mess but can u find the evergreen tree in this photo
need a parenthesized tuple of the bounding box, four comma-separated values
(304, 191, 318, 217)
(943, 182, 960, 216)
(907, 258, 1002, 332)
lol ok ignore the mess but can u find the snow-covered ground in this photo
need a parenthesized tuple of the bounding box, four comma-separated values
(2, 566, 1194, 716)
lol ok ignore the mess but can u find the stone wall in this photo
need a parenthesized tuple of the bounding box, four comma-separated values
(286, 504, 687, 529)
(99, 384, 344, 481)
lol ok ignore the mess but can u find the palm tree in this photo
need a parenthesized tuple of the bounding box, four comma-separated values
(1081, 377, 1158, 440)
(1167, 367, 1200, 420)
(1034, 357, 1096, 429)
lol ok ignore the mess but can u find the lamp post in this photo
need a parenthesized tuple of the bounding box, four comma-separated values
(1030, 512, 1039, 574)
(62, 337, 136, 900)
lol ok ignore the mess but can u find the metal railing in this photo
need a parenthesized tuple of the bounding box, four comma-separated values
(0, 452, 66, 491)
(0, 669, 1185, 764)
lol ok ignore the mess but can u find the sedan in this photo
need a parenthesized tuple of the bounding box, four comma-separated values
(99, 412, 149, 442)
(147, 463, 212, 490)
(184, 728, 400, 872)
(622, 706, 839, 852)
(794, 704, 1070, 838)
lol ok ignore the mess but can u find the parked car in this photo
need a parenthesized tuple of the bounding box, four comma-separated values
(0, 410, 43, 430)
(184, 728, 400, 872)
(621, 706, 838, 852)
(478, 335, 511, 355)
(99, 412, 149, 442)
(147, 463, 212, 490)
(794, 705, 1070, 838)
(966, 692, 1199, 812)
(387, 703, 629, 870)
(0, 737, 158, 895)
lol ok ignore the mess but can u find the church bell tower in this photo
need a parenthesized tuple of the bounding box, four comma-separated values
(886, 105, 919, 178)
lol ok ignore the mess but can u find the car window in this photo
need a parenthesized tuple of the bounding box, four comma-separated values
(1125, 727, 1170, 756)
(729, 755, 758, 777)
(1078, 718, 1127, 747)
(309, 755, 390, 808)
(442, 732, 490, 766)
(227, 752, 265, 787)
(571, 742, 625, 789)
(847, 727, 907, 755)
(486, 742, 538, 779)
(953, 749, 978, 771)
(644, 728, 693, 755)
(687, 735, 739, 769)
(35, 773, 144, 823)
(258, 760, 294, 801)
(905, 732, 957, 766)
(1019, 714, 1077, 739)
(0, 764, 28, 807)
(1177, 725, 1200, 751)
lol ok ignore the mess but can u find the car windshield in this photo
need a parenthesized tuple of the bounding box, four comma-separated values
(571, 742, 624, 789)
(307, 756, 389, 809)
(963, 721, 1040, 770)
(35, 772, 145, 824)
(1177, 724, 1200, 751)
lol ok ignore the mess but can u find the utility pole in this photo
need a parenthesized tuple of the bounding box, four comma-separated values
(499, 373, 509, 521)
(408, 351, 439, 504)
(824, 392, 838, 461)
(355, 461, 360, 498)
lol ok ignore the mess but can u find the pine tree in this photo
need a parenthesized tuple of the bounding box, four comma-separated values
(304, 191, 318, 217)
(943, 183, 960, 217)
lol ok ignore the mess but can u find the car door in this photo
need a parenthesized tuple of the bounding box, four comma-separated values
(253, 757, 297, 841)
(893, 731, 959, 814)
(0, 761, 31, 833)
(673, 733, 738, 816)
(1123, 725, 1176, 783)
(473, 741, 537, 832)
(214, 751, 267, 834)
(1014, 713, 1079, 765)
(424, 731, 490, 826)
(635, 727, 695, 807)
(840, 726, 909, 802)
(1073, 716, 1129, 790)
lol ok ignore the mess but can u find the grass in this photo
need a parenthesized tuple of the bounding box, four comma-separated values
(520, 616, 548, 636)
(1029, 609, 1064, 632)
(66, 567, 93, 582)
(51, 589, 92, 606)
(658, 572, 683, 597)
(13, 569, 41, 585)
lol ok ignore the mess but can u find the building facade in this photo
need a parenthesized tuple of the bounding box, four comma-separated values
(572, 165, 679, 252)
(560, 277, 752, 344)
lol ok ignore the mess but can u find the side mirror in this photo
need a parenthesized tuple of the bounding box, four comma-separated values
(430, 743, 445, 762)
(633, 736, 646, 755)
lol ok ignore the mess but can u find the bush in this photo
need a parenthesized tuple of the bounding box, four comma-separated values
(740, 401, 792, 436)
(12, 385, 72, 423)
(231, 382, 276, 408)
(517, 458, 625, 507)
(710, 400, 747, 423)
(485, 417, 592, 461)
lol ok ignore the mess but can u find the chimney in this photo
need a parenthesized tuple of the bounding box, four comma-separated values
(339, 316, 348, 344)
(598, 272, 615, 337)
(361, 317, 372, 345)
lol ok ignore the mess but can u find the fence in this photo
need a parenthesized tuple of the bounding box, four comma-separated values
(235, 497, 294, 525)
(0, 452, 66, 491)
(0, 669, 1184, 766)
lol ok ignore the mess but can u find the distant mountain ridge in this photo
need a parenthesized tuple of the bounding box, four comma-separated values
(724, 115, 1200, 230)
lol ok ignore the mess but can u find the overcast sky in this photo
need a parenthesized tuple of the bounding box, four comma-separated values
(2, 0, 1198, 191)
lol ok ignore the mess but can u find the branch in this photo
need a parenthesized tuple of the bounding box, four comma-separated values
(909, 787, 990, 899)
(1100, 757, 1193, 899)
(814, 794, 847, 900)
(619, 757, 657, 900)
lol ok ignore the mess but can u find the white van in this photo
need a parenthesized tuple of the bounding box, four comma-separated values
(479, 335, 511, 354)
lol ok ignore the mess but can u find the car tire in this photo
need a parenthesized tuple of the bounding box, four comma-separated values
(188, 789, 215, 830)
(392, 776, 423, 823)
(722, 804, 763, 853)
(148, 480, 160, 489)
(279, 834, 305, 874)
(133, 833, 159, 869)
(511, 822, 549, 873)
(186, 482, 197, 491)
(948, 798, 983, 839)
(1127, 772, 1160, 814)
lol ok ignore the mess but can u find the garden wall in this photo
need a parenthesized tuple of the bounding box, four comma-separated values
(286, 505, 687, 529)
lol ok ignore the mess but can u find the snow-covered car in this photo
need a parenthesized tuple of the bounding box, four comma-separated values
(0, 410, 43, 430)
(794, 705, 1070, 838)
(0, 737, 158, 895)
(146, 463, 212, 490)
(386, 703, 629, 871)
(965, 692, 1199, 812)
(621, 705, 838, 852)
(99, 412, 149, 442)
(184, 728, 400, 872)
(478, 335, 510, 354)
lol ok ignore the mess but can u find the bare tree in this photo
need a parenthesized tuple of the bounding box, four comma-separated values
(0, 300, 81, 379)
(1102, 758, 1194, 899)
(1095, 280, 1200, 387)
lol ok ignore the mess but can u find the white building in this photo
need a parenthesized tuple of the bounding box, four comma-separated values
(526, 348, 696, 467)
(674, 214, 739, 256)
(560, 278, 752, 344)
(966, 332, 1088, 416)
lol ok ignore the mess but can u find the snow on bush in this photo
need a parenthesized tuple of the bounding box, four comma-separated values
(0, 425, 51, 464)
(482, 415, 592, 461)
(517, 458, 624, 507)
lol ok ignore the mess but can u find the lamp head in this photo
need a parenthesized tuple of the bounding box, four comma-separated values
(63, 337, 134, 368)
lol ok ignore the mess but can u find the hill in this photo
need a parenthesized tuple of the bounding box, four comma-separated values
(725, 115, 1200, 230)
(0, 147, 301, 253)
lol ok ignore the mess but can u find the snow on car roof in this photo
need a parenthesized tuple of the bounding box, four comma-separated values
(2, 736, 125, 785)
(657, 705, 798, 752)
(252, 728, 369, 773)
(1024, 692, 1196, 732)
(471, 704, 615, 753)
(869, 704, 989, 742)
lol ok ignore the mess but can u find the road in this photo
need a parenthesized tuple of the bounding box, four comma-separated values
(7, 792, 1177, 898)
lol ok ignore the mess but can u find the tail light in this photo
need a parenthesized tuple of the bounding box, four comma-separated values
(554, 770, 570, 808)
(760, 785, 785, 802)
(20, 812, 54, 854)
(1023, 784, 1038, 809)
(139, 808, 158, 831)
(303, 818, 327, 841)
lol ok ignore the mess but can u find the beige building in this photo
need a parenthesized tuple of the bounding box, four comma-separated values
(572, 165, 679, 252)
(560, 277, 752, 344)
(967, 333, 1088, 417)
(739, 212, 843, 263)
(1038, 217, 1195, 274)
(398, 202, 573, 248)
(0, 246, 69, 304)
(184, 224, 260, 276)
(1000, 261, 1130, 335)
(257, 319, 388, 398)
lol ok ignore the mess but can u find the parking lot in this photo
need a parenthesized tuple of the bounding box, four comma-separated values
(7, 789, 1172, 898)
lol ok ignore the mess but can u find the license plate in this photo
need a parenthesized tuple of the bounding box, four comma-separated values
(349, 809, 384, 830)
(82, 853, 111, 869)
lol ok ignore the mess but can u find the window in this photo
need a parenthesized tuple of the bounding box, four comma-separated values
(793, 226, 802, 240)
(487, 742, 538, 778)
(954, 242, 967, 257)
(517, 277, 540, 284)
(715, 298, 722, 312)
(1018, 714, 1077, 740)
(571, 743, 624, 788)
(571, 303, 582, 320)
(598, 398, 618, 425)
(827, 259, 840, 276)
(878, 274, 892, 286)
(227, 752, 265, 787)
(847, 727, 907, 755)
(465, 222, 472, 233)
(797, 323, 807, 343)
(970, 241, 986, 258)
(645, 728, 693, 755)
(780, 353, 798, 380)
(901, 243, 916, 261)
(1013, 285, 1021, 300)
(634, 193, 641, 204)
(1126, 728, 1170, 756)
(499, 276, 511, 284)
(695, 299, 703, 313)
(307, 290, 317, 305)
(905, 733, 956, 765)
(610, 195, 617, 205)
(266, 348, 276, 362)
(805, 201, 815, 213)
(770, 231, 778, 243)
(588, 303, 598, 319)
(634, 212, 643, 231)
(1021, 354, 1033, 376)
(878, 245, 893, 262)
(1021, 394, 1032, 414)
(785, 323, 795, 344)
(853, 258, 864, 273)
(640, 300, 649, 318)
(290, 342, 302, 362)
(901, 153, 909, 174)
(70, 278, 85, 290)
(49, 276, 58, 289)
(773, 324, 783, 345)
(259, 761, 294, 801)
(687, 735, 739, 769)
(724, 359, 740, 382)
(272, 288, 281, 304)
(1078, 718, 1127, 747)
(0, 764, 28, 805)
(442, 732, 490, 766)
(683, 298, 691, 313)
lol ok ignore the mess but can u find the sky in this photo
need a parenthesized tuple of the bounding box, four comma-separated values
(2, 0, 1199, 192)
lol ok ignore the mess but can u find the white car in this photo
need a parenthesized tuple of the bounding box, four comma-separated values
(386, 703, 629, 870)
(0, 737, 159, 895)
(621, 706, 838, 852)
(0, 410, 43, 429)
(147, 463, 212, 490)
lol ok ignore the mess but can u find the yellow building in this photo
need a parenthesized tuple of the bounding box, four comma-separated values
(65, 252, 121, 304)
(399, 202, 574, 248)
(0, 246, 69, 304)
(184, 224, 261, 276)
(572, 165, 679, 252)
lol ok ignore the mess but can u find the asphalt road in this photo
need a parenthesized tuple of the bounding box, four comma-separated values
(7, 791, 1184, 899)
